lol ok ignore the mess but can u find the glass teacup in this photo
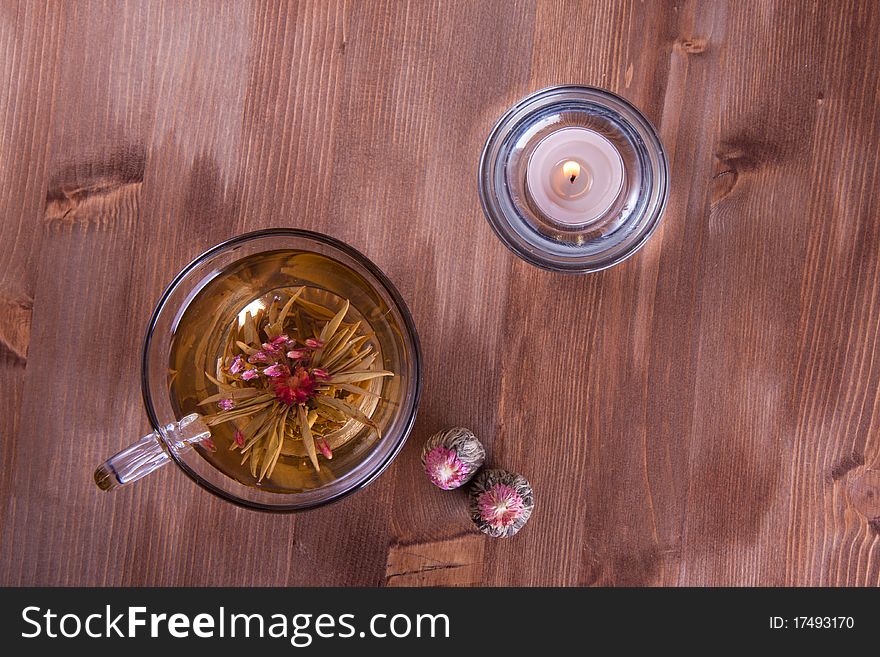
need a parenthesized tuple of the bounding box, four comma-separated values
(94, 229, 421, 511)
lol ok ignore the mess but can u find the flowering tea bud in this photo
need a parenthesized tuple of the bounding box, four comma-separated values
(421, 427, 486, 490)
(469, 469, 534, 538)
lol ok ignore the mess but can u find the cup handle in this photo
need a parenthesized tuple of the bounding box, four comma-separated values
(94, 413, 212, 491)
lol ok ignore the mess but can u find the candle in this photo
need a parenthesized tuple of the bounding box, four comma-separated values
(526, 127, 625, 225)
(479, 85, 669, 272)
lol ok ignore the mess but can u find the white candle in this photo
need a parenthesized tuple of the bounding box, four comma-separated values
(526, 127, 625, 225)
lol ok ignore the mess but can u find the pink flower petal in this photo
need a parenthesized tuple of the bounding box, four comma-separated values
(201, 436, 217, 452)
(305, 338, 324, 349)
(240, 369, 261, 380)
(234, 430, 245, 447)
(424, 446, 469, 490)
(286, 349, 307, 360)
(228, 355, 244, 375)
(217, 398, 235, 411)
(263, 363, 289, 377)
(312, 368, 330, 380)
(270, 334, 290, 345)
(477, 483, 525, 528)
(317, 438, 333, 460)
(247, 351, 271, 364)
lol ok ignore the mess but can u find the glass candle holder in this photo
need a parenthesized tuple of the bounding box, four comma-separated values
(478, 85, 669, 273)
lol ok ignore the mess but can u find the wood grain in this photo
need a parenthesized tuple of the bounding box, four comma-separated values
(1, 0, 879, 586)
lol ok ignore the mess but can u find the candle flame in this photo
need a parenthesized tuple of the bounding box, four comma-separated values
(563, 160, 580, 183)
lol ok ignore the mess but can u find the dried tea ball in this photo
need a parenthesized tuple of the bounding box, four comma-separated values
(469, 469, 534, 538)
(421, 427, 486, 490)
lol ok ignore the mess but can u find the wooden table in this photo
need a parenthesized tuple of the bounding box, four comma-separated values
(2, 0, 879, 587)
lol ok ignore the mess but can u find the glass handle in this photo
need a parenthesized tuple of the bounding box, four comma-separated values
(94, 413, 211, 491)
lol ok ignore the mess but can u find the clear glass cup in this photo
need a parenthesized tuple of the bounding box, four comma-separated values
(94, 229, 422, 511)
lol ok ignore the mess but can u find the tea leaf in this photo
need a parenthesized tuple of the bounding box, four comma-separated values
(249, 444, 261, 477)
(294, 296, 337, 319)
(235, 341, 258, 356)
(260, 407, 288, 481)
(243, 311, 256, 345)
(316, 396, 379, 434)
(320, 300, 349, 344)
(321, 328, 364, 370)
(267, 298, 279, 326)
(311, 300, 349, 367)
(274, 288, 303, 332)
(197, 388, 262, 406)
(204, 371, 235, 391)
(205, 399, 275, 425)
(242, 411, 274, 451)
(330, 370, 393, 384)
(257, 418, 276, 481)
(330, 383, 382, 398)
(251, 312, 261, 345)
(297, 404, 320, 472)
(333, 348, 375, 374)
(318, 327, 350, 362)
(315, 403, 347, 423)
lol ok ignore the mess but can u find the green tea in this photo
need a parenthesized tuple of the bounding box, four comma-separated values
(167, 249, 394, 494)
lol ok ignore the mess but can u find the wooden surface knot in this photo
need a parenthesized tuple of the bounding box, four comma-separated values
(710, 135, 781, 205)
(385, 535, 484, 587)
(830, 451, 865, 481)
(845, 469, 880, 532)
(677, 37, 708, 54)
(44, 177, 142, 231)
(0, 293, 33, 364)
(44, 146, 146, 229)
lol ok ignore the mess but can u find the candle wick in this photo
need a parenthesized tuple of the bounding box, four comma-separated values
(562, 160, 581, 185)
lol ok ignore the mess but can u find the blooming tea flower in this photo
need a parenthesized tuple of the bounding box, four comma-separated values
(272, 366, 317, 405)
(196, 291, 392, 481)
